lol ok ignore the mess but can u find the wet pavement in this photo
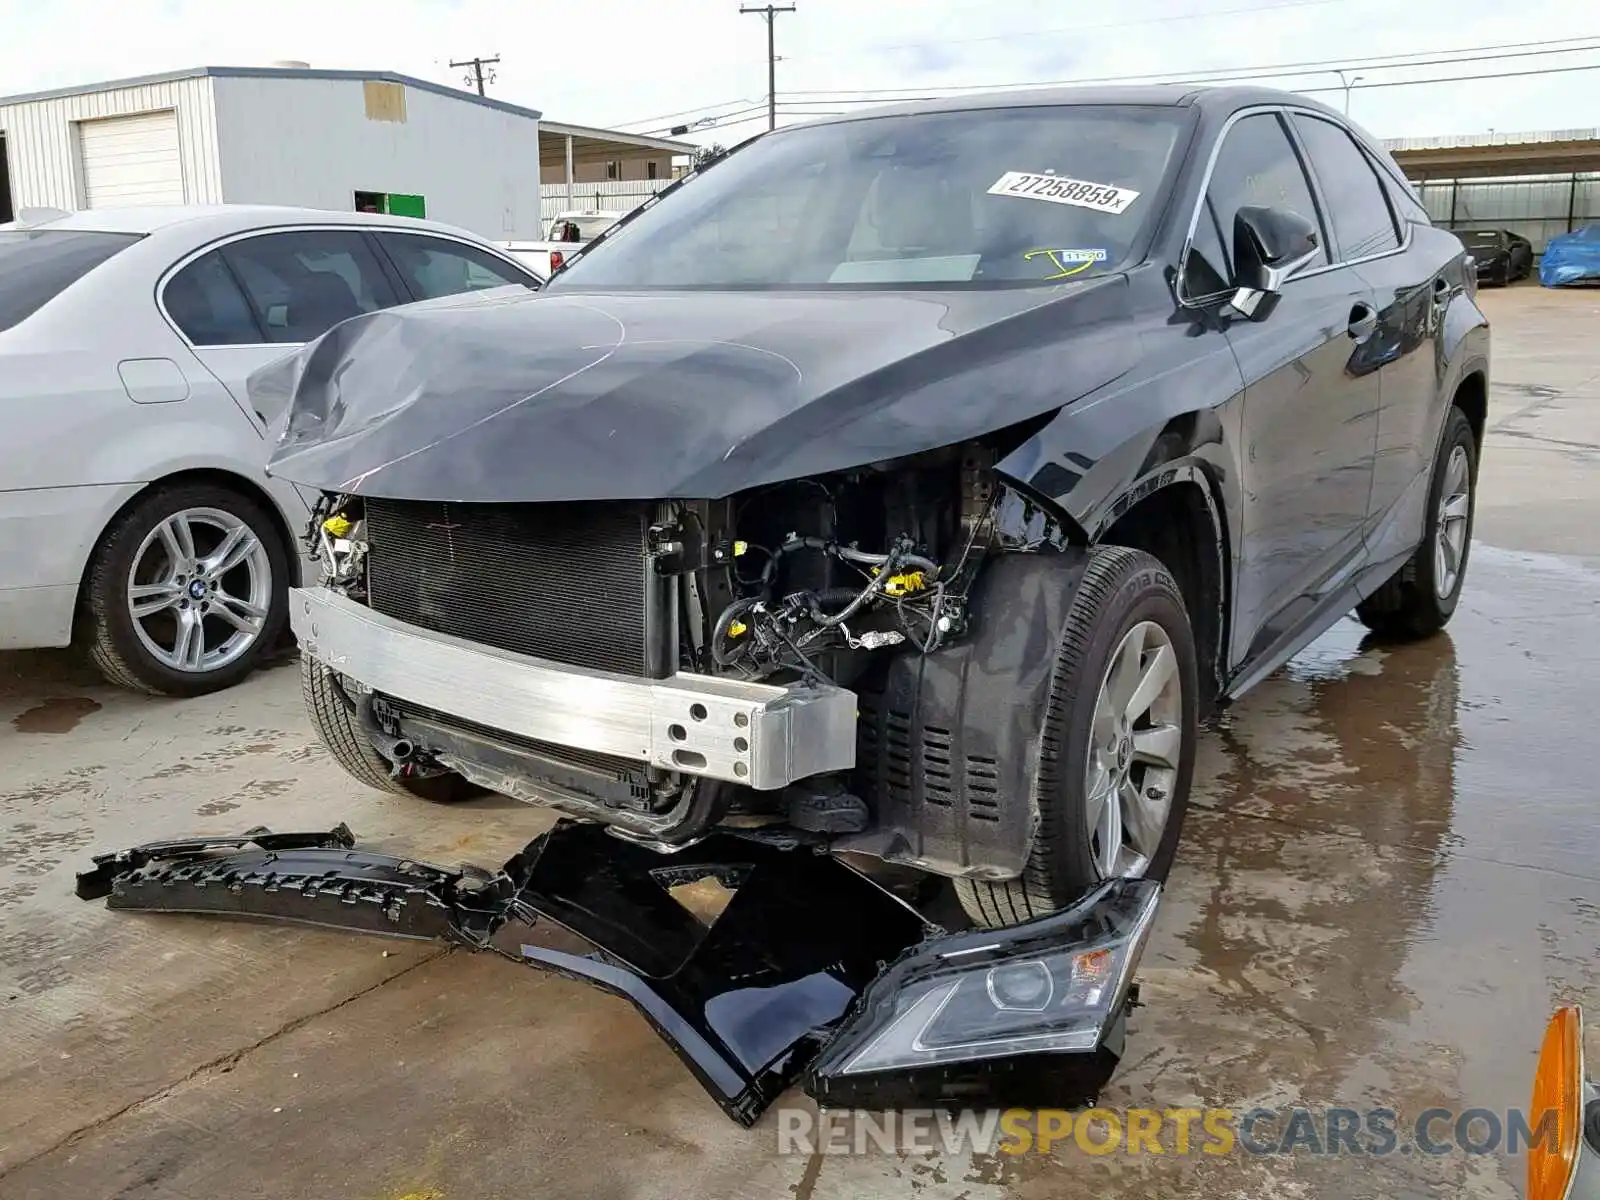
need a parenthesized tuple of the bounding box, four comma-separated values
(0, 284, 1597, 1199)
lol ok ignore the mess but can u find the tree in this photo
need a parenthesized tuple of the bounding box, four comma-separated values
(693, 143, 729, 169)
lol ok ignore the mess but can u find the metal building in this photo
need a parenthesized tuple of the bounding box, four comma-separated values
(1, 66, 687, 241)
(1384, 129, 1600, 254)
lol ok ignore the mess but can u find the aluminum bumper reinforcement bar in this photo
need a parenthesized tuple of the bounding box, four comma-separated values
(291, 586, 857, 789)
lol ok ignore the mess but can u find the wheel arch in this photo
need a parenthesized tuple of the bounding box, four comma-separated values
(72, 467, 304, 627)
(1093, 466, 1231, 711)
(1451, 369, 1487, 455)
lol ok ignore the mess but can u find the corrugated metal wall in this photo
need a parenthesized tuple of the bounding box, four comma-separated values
(1412, 175, 1600, 253)
(0, 76, 222, 211)
(211, 76, 543, 239)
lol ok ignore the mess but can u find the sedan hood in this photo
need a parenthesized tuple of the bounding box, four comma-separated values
(256, 281, 1136, 503)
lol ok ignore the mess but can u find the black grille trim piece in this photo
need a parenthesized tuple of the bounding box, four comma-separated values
(364, 498, 652, 676)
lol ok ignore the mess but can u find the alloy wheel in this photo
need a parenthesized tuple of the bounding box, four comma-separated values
(1085, 619, 1185, 878)
(126, 507, 273, 673)
(1434, 444, 1471, 599)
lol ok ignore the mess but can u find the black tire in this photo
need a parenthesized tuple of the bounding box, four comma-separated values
(1355, 406, 1477, 641)
(300, 656, 485, 803)
(83, 483, 290, 697)
(955, 547, 1199, 929)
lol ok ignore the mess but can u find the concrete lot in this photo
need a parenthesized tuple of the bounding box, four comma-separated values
(2, 283, 1598, 1199)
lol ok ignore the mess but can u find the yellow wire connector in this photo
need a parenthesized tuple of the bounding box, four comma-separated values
(882, 571, 927, 596)
(732, 540, 749, 557)
(728, 620, 748, 638)
(322, 514, 353, 538)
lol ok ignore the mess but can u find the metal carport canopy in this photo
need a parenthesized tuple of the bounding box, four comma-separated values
(538, 121, 697, 206)
(1384, 128, 1600, 181)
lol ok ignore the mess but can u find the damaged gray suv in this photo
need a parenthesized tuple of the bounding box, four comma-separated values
(244, 84, 1488, 1115)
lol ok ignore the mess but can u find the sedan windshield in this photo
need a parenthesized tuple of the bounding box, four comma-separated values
(553, 104, 1192, 289)
(0, 229, 142, 332)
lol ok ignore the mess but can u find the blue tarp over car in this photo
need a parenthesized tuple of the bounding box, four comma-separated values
(1540, 223, 1600, 287)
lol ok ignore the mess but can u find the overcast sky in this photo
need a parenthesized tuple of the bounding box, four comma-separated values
(3, 0, 1597, 146)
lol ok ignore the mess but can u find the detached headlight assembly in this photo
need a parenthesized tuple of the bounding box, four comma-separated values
(806, 878, 1160, 1110)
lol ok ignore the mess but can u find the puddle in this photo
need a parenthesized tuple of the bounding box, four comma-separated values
(10, 696, 102, 735)
(994, 545, 1600, 1198)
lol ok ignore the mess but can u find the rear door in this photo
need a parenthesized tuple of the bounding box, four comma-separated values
(1287, 112, 1446, 571)
(1191, 110, 1383, 668)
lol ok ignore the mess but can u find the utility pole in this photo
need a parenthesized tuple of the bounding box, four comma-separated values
(450, 55, 500, 96)
(740, 4, 795, 131)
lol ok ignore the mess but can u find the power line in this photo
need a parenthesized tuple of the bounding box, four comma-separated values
(616, 97, 759, 130)
(620, 33, 1600, 139)
(782, 0, 1351, 61)
(629, 33, 1600, 142)
(771, 59, 1600, 115)
(639, 104, 773, 137)
(741, 4, 797, 131)
(1299, 59, 1600, 96)
(784, 36, 1600, 100)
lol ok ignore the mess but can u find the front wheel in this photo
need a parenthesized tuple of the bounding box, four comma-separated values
(955, 547, 1199, 929)
(1356, 405, 1477, 640)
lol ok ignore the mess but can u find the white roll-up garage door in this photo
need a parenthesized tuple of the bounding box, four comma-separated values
(77, 111, 184, 208)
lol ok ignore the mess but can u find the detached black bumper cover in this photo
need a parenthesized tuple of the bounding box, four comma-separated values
(76, 820, 1158, 1124)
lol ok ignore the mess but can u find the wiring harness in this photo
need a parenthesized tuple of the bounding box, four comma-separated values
(709, 533, 967, 682)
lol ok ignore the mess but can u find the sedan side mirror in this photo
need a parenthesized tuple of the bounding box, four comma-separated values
(1226, 206, 1322, 321)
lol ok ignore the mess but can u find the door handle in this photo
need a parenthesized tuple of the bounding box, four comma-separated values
(1347, 303, 1378, 342)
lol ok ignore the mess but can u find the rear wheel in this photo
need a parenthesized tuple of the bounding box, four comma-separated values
(1356, 405, 1477, 640)
(83, 484, 288, 696)
(955, 547, 1199, 928)
(301, 657, 485, 803)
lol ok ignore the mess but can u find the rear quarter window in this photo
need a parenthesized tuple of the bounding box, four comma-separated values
(0, 230, 142, 332)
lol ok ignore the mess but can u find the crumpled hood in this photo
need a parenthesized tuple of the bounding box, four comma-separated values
(257, 280, 1136, 503)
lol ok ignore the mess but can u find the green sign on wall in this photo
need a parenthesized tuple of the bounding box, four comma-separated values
(353, 190, 427, 218)
(385, 193, 426, 219)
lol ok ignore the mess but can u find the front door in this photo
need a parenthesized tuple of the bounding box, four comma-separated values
(1184, 110, 1382, 669)
(1227, 267, 1383, 664)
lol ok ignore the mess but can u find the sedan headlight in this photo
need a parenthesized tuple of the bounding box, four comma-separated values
(806, 878, 1160, 1108)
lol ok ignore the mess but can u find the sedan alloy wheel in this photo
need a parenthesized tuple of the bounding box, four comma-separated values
(126, 507, 274, 672)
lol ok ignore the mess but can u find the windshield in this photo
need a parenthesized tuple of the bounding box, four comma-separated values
(1460, 230, 1506, 247)
(0, 229, 141, 332)
(552, 104, 1191, 289)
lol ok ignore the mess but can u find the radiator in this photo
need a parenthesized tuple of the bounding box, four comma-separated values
(363, 498, 654, 677)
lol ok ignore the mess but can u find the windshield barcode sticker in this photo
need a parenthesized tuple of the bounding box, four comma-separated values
(988, 172, 1141, 215)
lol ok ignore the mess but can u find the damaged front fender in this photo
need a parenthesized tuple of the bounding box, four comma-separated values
(76, 820, 1158, 1124)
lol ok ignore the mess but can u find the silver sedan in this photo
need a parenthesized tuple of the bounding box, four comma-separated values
(0, 204, 540, 694)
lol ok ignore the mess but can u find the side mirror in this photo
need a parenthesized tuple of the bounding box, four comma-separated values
(1226, 206, 1321, 321)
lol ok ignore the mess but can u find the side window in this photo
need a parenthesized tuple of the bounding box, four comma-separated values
(220, 230, 399, 344)
(163, 250, 262, 345)
(1291, 115, 1402, 261)
(1372, 157, 1431, 226)
(1186, 112, 1329, 297)
(1183, 196, 1232, 298)
(376, 233, 536, 300)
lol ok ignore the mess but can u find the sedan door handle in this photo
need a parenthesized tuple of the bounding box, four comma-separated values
(1348, 303, 1378, 342)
